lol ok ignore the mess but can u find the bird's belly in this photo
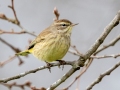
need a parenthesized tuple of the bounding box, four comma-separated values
(32, 37, 70, 62)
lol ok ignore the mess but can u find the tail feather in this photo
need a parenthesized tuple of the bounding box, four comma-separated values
(15, 50, 30, 56)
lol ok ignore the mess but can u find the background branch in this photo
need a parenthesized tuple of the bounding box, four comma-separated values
(0, 0, 37, 37)
(0, 29, 36, 36)
(0, 55, 16, 67)
(91, 53, 120, 59)
(86, 60, 120, 90)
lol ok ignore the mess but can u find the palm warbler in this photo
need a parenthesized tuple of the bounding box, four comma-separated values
(16, 19, 78, 63)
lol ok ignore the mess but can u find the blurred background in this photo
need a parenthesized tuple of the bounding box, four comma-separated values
(0, 0, 120, 90)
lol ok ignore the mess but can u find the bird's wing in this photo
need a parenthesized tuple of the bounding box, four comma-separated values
(28, 28, 52, 49)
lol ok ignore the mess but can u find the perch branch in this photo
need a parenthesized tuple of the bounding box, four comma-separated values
(0, 61, 74, 83)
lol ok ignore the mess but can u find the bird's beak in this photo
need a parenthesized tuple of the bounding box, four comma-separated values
(71, 23, 79, 26)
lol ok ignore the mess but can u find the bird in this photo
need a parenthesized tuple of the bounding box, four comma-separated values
(16, 19, 78, 66)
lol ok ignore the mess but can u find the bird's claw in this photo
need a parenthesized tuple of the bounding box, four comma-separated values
(57, 60, 66, 70)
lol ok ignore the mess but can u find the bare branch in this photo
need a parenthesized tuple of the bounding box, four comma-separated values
(0, 81, 31, 90)
(91, 53, 120, 59)
(47, 10, 120, 90)
(0, 61, 74, 83)
(86, 60, 120, 90)
(68, 50, 120, 59)
(0, 29, 37, 36)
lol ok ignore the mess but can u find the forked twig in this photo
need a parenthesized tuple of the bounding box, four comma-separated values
(71, 45, 83, 57)
(0, 0, 36, 36)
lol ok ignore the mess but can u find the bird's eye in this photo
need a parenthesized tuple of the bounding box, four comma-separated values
(61, 24, 66, 26)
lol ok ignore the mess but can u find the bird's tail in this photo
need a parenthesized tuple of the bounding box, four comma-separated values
(15, 50, 31, 56)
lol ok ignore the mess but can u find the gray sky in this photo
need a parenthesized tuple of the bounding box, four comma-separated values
(0, 0, 120, 90)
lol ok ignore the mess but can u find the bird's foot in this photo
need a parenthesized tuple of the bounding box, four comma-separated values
(45, 62, 52, 73)
(57, 60, 66, 70)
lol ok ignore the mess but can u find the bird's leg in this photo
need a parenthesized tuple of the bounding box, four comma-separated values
(45, 62, 52, 73)
(56, 60, 66, 70)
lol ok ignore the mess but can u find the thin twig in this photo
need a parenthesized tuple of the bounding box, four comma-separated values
(91, 53, 120, 59)
(0, 55, 16, 67)
(0, 29, 37, 36)
(0, 13, 17, 25)
(68, 50, 120, 59)
(71, 45, 83, 57)
(86, 60, 120, 90)
(0, 81, 31, 90)
(68, 49, 80, 56)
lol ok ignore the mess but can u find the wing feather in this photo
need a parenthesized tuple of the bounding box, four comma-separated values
(28, 27, 52, 49)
